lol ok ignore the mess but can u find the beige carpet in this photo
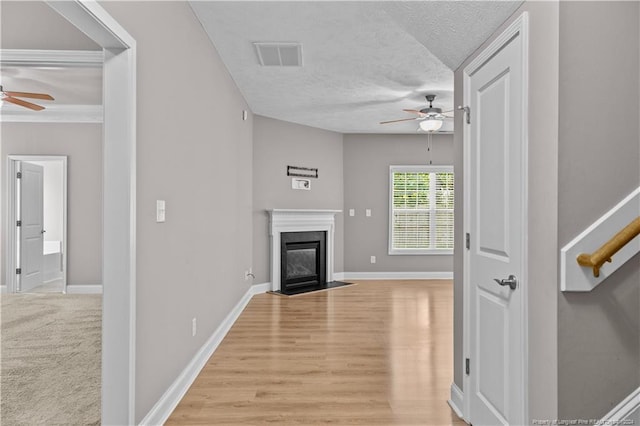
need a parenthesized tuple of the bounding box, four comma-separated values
(1, 293, 101, 425)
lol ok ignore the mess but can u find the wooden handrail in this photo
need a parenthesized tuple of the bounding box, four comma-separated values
(577, 216, 640, 277)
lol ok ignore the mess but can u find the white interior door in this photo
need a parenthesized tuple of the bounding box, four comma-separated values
(466, 17, 527, 426)
(20, 162, 45, 292)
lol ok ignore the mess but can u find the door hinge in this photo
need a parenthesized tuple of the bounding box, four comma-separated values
(16, 220, 21, 227)
(16, 268, 21, 275)
(458, 105, 471, 124)
(466, 233, 470, 250)
(16, 171, 22, 179)
(466, 358, 470, 375)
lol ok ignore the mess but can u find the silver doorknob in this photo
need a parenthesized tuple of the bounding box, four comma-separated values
(494, 275, 517, 290)
(41, 229, 46, 234)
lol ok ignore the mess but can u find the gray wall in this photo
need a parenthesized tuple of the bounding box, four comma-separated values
(1, 123, 103, 286)
(454, 1, 560, 422)
(100, 2, 253, 422)
(253, 115, 344, 284)
(343, 133, 454, 273)
(557, 1, 640, 420)
(0, 1, 99, 50)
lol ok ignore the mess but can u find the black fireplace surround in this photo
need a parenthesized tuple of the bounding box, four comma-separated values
(280, 231, 326, 294)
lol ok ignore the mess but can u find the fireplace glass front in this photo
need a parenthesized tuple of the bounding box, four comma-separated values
(280, 231, 326, 294)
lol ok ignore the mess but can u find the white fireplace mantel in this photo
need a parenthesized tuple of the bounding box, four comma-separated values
(268, 209, 341, 292)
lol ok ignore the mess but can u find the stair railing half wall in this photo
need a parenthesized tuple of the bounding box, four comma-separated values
(561, 187, 640, 292)
(577, 217, 640, 277)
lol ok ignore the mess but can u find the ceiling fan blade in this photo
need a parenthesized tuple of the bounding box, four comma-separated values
(4, 91, 54, 100)
(380, 117, 418, 124)
(403, 109, 426, 116)
(3, 96, 45, 111)
(441, 109, 454, 114)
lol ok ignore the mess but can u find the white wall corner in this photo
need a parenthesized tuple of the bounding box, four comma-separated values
(65, 284, 103, 294)
(139, 283, 259, 425)
(447, 382, 465, 420)
(600, 386, 640, 424)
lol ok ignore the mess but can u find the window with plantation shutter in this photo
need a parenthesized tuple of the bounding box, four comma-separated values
(389, 165, 454, 255)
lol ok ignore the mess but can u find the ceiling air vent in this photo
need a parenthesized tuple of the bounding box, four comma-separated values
(253, 42, 303, 67)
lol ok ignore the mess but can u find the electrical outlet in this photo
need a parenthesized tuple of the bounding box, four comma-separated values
(366, 209, 372, 217)
(349, 209, 355, 217)
(244, 268, 255, 281)
(192, 318, 197, 337)
(370, 255, 376, 264)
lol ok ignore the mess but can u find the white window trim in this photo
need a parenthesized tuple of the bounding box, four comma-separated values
(388, 165, 454, 255)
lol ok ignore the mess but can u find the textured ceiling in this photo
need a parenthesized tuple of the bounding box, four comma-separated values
(0, 1, 522, 130)
(190, 1, 522, 134)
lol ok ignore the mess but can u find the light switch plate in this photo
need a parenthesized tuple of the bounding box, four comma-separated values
(349, 209, 355, 217)
(366, 209, 372, 217)
(156, 200, 166, 223)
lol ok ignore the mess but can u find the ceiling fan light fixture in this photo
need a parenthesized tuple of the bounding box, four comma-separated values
(419, 117, 443, 132)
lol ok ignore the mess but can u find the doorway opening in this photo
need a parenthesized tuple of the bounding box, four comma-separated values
(6, 155, 67, 294)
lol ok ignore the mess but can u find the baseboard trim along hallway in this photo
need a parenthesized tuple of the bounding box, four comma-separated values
(337, 272, 453, 280)
(1, 284, 103, 294)
(65, 284, 103, 294)
(447, 383, 465, 420)
(139, 282, 270, 425)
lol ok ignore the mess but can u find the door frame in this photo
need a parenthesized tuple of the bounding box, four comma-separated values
(43, 1, 137, 424)
(462, 12, 530, 424)
(6, 155, 68, 293)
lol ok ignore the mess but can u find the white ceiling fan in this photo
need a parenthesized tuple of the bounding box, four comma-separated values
(379, 94, 453, 132)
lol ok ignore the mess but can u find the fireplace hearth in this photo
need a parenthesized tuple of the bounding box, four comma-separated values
(281, 231, 326, 294)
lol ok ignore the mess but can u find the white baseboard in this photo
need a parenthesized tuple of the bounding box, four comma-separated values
(340, 271, 453, 280)
(0, 285, 6, 294)
(600, 386, 640, 423)
(139, 282, 269, 425)
(251, 282, 271, 294)
(65, 284, 103, 294)
(447, 382, 465, 420)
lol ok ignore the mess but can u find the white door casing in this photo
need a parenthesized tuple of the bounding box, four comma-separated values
(44, 1, 137, 423)
(19, 162, 45, 292)
(463, 13, 529, 426)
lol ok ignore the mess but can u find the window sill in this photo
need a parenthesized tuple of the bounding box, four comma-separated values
(388, 249, 454, 256)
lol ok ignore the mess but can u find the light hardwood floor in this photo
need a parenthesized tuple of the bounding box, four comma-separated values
(167, 280, 466, 425)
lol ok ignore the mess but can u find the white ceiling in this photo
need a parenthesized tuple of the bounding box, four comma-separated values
(1, 66, 102, 105)
(189, 1, 522, 134)
(0, 1, 102, 119)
